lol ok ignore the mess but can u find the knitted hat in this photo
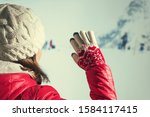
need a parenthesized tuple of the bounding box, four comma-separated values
(0, 3, 45, 61)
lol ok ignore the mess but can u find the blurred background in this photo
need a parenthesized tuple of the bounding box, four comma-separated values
(1, 0, 150, 99)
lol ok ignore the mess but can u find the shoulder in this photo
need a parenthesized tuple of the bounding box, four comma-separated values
(20, 84, 64, 100)
(0, 73, 37, 99)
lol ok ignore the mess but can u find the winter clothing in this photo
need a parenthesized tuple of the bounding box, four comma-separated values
(0, 60, 63, 100)
(77, 45, 117, 99)
(0, 3, 117, 100)
(0, 4, 45, 61)
(0, 46, 117, 100)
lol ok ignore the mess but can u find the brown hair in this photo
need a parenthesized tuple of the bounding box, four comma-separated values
(14, 55, 50, 84)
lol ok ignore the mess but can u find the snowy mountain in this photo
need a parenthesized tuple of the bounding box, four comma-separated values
(98, 0, 150, 53)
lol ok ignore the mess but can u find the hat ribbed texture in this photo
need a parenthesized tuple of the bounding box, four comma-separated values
(0, 3, 45, 61)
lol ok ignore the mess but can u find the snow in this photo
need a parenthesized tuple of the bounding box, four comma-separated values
(99, 0, 150, 51)
(40, 48, 150, 99)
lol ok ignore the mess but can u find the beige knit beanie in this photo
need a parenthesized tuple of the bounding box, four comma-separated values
(0, 3, 45, 61)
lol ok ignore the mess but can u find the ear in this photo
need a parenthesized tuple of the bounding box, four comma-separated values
(36, 49, 42, 62)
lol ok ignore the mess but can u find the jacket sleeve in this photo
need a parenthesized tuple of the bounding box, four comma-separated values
(86, 64, 117, 100)
(77, 46, 117, 100)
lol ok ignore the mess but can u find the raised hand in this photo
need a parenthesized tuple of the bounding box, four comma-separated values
(70, 31, 105, 70)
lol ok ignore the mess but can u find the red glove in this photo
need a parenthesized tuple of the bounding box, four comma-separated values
(77, 45, 105, 71)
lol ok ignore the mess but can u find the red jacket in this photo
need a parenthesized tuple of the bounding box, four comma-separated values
(0, 73, 63, 100)
(0, 46, 117, 100)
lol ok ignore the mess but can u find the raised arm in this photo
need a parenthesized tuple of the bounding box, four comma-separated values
(70, 31, 117, 100)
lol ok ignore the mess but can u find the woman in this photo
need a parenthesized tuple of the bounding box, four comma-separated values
(0, 3, 117, 100)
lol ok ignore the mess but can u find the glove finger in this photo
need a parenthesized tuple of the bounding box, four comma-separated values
(73, 32, 84, 47)
(80, 30, 90, 45)
(88, 31, 98, 47)
(70, 38, 80, 53)
(71, 53, 79, 64)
